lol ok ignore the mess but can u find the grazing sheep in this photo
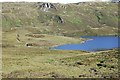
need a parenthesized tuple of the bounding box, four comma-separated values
(25, 43, 32, 47)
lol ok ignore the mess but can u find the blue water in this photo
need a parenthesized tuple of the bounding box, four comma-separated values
(52, 36, 120, 52)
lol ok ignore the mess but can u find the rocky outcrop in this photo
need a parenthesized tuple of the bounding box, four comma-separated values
(37, 2, 57, 12)
(52, 15, 64, 23)
(95, 10, 103, 23)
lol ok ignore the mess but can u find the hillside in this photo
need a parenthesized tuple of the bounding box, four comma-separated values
(2, 2, 119, 37)
(1, 2, 119, 78)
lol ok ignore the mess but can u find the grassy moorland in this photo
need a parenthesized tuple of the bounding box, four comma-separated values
(2, 28, 119, 78)
(2, 2, 119, 78)
(2, 46, 119, 78)
(2, 2, 119, 36)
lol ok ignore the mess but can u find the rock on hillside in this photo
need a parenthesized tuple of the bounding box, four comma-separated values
(36, 2, 57, 12)
(2, 2, 119, 37)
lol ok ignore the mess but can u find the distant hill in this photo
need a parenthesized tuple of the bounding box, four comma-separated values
(2, 2, 119, 37)
(111, 0, 120, 3)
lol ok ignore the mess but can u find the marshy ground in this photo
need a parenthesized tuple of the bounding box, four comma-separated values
(2, 28, 119, 78)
